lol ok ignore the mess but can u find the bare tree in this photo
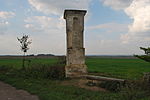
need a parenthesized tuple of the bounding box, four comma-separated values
(17, 35, 32, 69)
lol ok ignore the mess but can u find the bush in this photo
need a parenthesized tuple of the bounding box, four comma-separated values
(99, 80, 124, 92)
(135, 55, 150, 62)
(56, 56, 66, 65)
(120, 79, 150, 100)
(0, 65, 13, 73)
(19, 64, 65, 80)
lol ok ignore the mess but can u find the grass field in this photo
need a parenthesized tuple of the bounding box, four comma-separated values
(0, 57, 150, 79)
(0, 75, 121, 100)
(0, 57, 150, 100)
(86, 58, 150, 79)
(0, 58, 58, 69)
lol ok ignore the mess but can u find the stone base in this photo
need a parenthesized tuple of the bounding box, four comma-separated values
(65, 64, 87, 78)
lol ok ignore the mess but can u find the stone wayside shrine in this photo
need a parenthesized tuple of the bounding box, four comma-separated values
(64, 10, 87, 78)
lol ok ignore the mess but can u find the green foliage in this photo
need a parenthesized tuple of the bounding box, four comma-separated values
(120, 79, 150, 100)
(135, 47, 150, 63)
(17, 35, 32, 69)
(99, 81, 124, 92)
(135, 55, 150, 62)
(0, 65, 13, 73)
(22, 64, 65, 79)
(2, 58, 65, 80)
(17, 35, 32, 53)
(56, 56, 66, 65)
(0, 57, 65, 80)
(140, 47, 150, 55)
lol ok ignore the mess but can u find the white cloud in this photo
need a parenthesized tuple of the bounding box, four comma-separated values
(85, 36, 144, 55)
(125, 0, 150, 33)
(24, 16, 66, 54)
(28, 0, 91, 15)
(25, 0, 91, 54)
(0, 34, 19, 55)
(0, 11, 15, 19)
(0, 21, 9, 26)
(100, 0, 150, 44)
(24, 16, 65, 33)
(121, 0, 150, 43)
(88, 22, 128, 33)
(100, 0, 133, 10)
(0, 11, 15, 35)
(0, 21, 10, 34)
(25, 24, 34, 29)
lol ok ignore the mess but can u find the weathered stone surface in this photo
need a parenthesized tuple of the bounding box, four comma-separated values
(84, 75, 125, 82)
(64, 10, 87, 78)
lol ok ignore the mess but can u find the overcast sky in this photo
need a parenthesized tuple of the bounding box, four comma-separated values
(0, 0, 150, 55)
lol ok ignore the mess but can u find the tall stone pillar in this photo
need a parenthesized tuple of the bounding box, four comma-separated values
(64, 10, 87, 78)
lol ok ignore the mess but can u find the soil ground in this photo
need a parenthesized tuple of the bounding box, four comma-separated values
(61, 78, 106, 92)
(0, 81, 39, 100)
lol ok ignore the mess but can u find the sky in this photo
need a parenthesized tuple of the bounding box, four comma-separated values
(0, 0, 150, 55)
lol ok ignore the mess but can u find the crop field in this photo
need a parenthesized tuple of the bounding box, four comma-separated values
(86, 57, 150, 79)
(0, 57, 58, 69)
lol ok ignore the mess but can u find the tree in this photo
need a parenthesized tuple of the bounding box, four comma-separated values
(140, 47, 150, 55)
(17, 35, 32, 69)
(135, 47, 150, 62)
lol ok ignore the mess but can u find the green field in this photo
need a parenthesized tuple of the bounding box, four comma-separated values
(86, 58, 150, 79)
(0, 57, 150, 100)
(0, 58, 58, 69)
(0, 57, 150, 79)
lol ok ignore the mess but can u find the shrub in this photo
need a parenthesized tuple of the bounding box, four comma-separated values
(135, 55, 150, 62)
(135, 47, 150, 63)
(20, 64, 65, 80)
(0, 65, 13, 73)
(99, 80, 124, 92)
(120, 79, 150, 100)
(56, 56, 66, 65)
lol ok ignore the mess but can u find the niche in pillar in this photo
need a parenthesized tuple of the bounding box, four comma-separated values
(73, 17, 82, 48)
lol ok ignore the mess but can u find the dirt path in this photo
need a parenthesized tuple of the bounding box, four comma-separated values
(0, 81, 39, 100)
